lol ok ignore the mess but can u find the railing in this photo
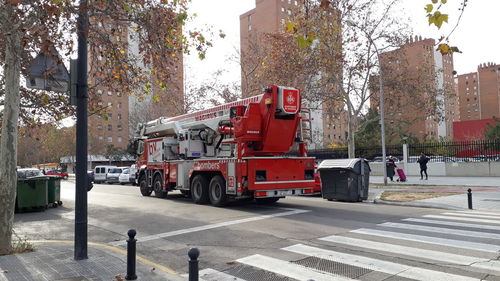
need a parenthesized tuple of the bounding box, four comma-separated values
(305, 140, 500, 162)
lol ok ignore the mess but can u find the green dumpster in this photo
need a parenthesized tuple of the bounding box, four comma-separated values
(16, 176, 49, 211)
(47, 176, 62, 207)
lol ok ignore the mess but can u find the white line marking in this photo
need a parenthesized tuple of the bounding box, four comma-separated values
(440, 212, 500, 219)
(352, 228, 500, 253)
(403, 218, 500, 231)
(319, 235, 500, 273)
(423, 215, 500, 225)
(454, 211, 500, 217)
(237, 254, 354, 281)
(380, 222, 500, 240)
(283, 244, 480, 281)
(109, 208, 310, 246)
(198, 268, 246, 281)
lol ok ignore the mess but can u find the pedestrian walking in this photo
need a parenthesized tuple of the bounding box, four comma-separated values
(386, 156, 397, 182)
(417, 152, 430, 180)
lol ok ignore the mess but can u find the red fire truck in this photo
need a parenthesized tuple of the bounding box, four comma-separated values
(133, 85, 317, 206)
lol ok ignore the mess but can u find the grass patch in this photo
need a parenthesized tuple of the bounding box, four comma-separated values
(380, 191, 462, 202)
(11, 230, 34, 254)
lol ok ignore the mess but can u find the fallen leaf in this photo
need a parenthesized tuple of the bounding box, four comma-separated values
(226, 261, 236, 265)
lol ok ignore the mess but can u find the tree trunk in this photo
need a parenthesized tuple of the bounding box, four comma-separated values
(0, 4, 22, 255)
(347, 113, 356, 158)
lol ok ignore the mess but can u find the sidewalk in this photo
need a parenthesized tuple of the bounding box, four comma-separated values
(0, 242, 184, 281)
(369, 175, 500, 211)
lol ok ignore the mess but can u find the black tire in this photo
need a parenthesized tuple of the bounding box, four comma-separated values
(139, 175, 152, 196)
(153, 175, 167, 198)
(255, 197, 280, 204)
(209, 175, 228, 207)
(191, 174, 209, 204)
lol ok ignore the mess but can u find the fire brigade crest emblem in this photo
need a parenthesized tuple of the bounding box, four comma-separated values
(286, 93, 295, 104)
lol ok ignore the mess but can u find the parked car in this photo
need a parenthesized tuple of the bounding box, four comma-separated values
(17, 168, 43, 179)
(106, 167, 127, 184)
(94, 165, 117, 184)
(128, 164, 138, 186)
(45, 170, 69, 179)
(118, 168, 132, 185)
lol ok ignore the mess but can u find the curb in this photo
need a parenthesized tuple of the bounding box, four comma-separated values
(373, 198, 467, 210)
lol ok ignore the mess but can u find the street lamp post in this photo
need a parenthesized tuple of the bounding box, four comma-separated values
(346, 20, 387, 185)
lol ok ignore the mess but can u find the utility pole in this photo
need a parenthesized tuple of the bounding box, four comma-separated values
(75, 0, 89, 260)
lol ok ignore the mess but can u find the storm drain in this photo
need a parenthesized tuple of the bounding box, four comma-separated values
(224, 263, 293, 281)
(292, 256, 373, 279)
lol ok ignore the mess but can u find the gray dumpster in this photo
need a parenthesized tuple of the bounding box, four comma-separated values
(318, 158, 370, 202)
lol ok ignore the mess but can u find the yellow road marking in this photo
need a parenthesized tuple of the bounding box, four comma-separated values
(29, 240, 178, 275)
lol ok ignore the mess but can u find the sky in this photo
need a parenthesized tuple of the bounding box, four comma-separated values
(184, 0, 500, 86)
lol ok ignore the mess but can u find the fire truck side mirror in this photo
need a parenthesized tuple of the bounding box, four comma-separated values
(137, 140, 144, 155)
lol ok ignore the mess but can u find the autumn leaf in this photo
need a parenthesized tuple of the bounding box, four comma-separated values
(425, 4, 433, 13)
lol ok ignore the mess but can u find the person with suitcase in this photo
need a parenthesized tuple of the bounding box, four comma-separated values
(396, 168, 407, 182)
(386, 156, 397, 182)
(417, 152, 430, 180)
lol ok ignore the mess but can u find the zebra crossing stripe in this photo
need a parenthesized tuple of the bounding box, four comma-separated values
(453, 211, 500, 217)
(403, 218, 500, 231)
(283, 244, 480, 281)
(440, 212, 500, 219)
(319, 235, 490, 266)
(199, 268, 246, 281)
(351, 228, 500, 253)
(379, 222, 500, 240)
(423, 215, 500, 225)
(236, 254, 355, 281)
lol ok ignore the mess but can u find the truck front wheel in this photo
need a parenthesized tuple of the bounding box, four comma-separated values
(209, 175, 228, 207)
(153, 175, 167, 198)
(139, 175, 152, 196)
(191, 174, 209, 204)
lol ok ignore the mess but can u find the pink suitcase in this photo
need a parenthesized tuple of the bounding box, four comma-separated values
(397, 168, 407, 182)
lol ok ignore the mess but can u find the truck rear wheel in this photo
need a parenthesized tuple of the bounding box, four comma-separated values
(255, 197, 280, 204)
(191, 174, 209, 204)
(209, 175, 228, 207)
(139, 175, 152, 196)
(153, 175, 167, 198)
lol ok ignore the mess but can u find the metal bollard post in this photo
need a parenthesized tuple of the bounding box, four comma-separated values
(467, 188, 473, 210)
(188, 248, 200, 281)
(125, 229, 137, 280)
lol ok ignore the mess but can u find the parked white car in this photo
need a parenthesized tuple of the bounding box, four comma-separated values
(94, 165, 117, 184)
(119, 168, 132, 185)
(106, 167, 127, 184)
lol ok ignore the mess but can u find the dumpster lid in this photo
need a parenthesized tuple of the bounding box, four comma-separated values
(317, 158, 368, 170)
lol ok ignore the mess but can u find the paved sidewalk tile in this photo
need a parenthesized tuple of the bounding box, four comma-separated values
(416, 192, 500, 211)
(0, 244, 182, 281)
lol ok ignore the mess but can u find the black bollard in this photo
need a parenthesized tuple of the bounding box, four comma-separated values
(125, 229, 137, 280)
(467, 188, 473, 210)
(188, 248, 200, 281)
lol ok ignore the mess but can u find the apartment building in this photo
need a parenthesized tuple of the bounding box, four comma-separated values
(457, 62, 500, 121)
(239, 0, 346, 148)
(372, 36, 457, 141)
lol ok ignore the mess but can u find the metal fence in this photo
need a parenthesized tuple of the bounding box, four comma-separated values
(306, 140, 500, 162)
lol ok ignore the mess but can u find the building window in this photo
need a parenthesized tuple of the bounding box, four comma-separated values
(108, 124, 112, 131)
(248, 25, 252, 31)
(108, 91, 112, 96)
(108, 102, 112, 107)
(248, 15, 251, 21)
(118, 137, 123, 143)
(117, 92, 122, 97)
(97, 125, 103, 130)
(98, 102, 103, 106)
(107, 137, 113, 142)
(97, 89, 103, 95)
(117, 103, 122, 109)
(294, 0, 298, 5)
(281, 18, 285, 24)
(117, 113, 122, 120)
(281, 7, 285, 12)
(117, 125, 123, 131)
(288, 0, 291, 4)
(108, 113, 112, 119)
(98, 136, 103, 141)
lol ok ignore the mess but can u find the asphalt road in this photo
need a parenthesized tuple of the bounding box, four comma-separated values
(13, 180, 500, 281)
